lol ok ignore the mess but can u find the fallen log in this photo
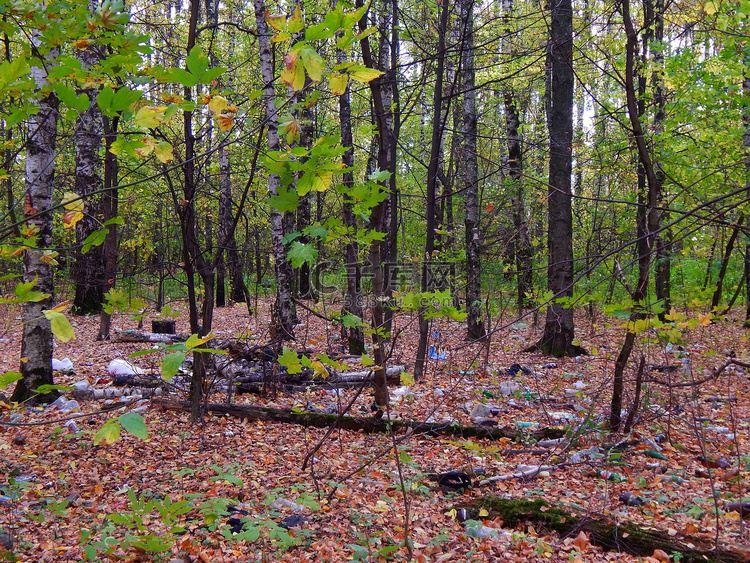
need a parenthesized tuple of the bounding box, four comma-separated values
(456, 496, 749, 562)
(153, 399, 565, 441)
(113, 330, 187, 344)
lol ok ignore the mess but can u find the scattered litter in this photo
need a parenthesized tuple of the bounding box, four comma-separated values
(52, 358, 74, 371)
(436, 471, 472, 491)
(597, 470, 626, 482)
(569, 446, 600, 464)
(537, 438, 567, 448)
(542, 363, 557, 369)
(464, 521, 512, 540)
(480, 464, 553, 484)
(108, 359, 145, 376)
(470, 403, 500, 419)
(428, 347, 447, 360)
(271, 498, 305, 513)
(619, 492, 644, 507)
(279, 514, 307, 529)
(499, 381, 520, 395)
(48, 397, 80, 413)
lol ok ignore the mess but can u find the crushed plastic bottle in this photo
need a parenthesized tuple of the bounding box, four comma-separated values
(271, 498, 305, 513)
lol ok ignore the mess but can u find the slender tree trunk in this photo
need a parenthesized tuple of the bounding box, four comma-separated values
(460, 0, 484, 341)
(711, 213, 744, 311)
(414, 0, 451, 379)
(12, 29, 58, 405)
(72, 9, 105, 316)
(529, 0, 581, 357)
(744, 47, 750, 326)
(255, 0, 295, 340)
(339, 47, 365, 354)
(609, 0, 662, 431)
(97, 116, 119, 341)
(358, 0, 392, 406)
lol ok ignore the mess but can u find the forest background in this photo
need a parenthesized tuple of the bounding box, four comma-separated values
(2, 0, 750, 561)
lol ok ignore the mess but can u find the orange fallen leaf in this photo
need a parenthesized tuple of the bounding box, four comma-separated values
(573, 530, 590, 552)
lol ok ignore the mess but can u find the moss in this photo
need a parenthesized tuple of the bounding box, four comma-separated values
(456, 496, 748, 563)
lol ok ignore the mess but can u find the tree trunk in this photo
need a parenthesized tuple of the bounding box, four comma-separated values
(529, 0, 581, 357)
(97, 116, 119, 341)
(357, 0, 393, 406)
(339, 47, 365, 355)
(460, 0, 485, 341)
(414, 0, 451, 379)
(255, 0, 295, 341)
(743, 47, 750, 327)
(711, 213, 744, 311)
(609, 0, 662, 431)
(71, 14, 105, 316)
(12, 29, 58, 405)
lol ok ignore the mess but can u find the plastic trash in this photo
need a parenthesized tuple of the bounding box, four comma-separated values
(538, 438, 567, 448)
(619, 492, 644, 507)
(542, 362, 557, 369)
(499, 381, 520, 395)
(108, 359, 144, 376)
(71, 379, 93, 393)
(428, 346, 447, 360)
(470, 403, 499, 419)
(433, 388, 445, 398)
(271, 498, 305, 513)
(49, 397, 80, 413)
(597, 470, 626, 482)
(52, 358, 74, 371)
(64, 420, 79, 432)
(464, 521, 511, 540)
(391, 386, 411, 397)
(515, 421, 539, 429)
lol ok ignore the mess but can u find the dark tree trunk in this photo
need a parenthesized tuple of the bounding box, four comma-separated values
(711, 213, 744, 311)
(72, 18, 105, 316)
(529, 0, 582, 357)
(339, 48, 365, 355)
(414, 0, 451, 379)
(12, 32, 58, 405)
(609, 0, 662, 431)
(460, 0, 484, 341)
(357, 0, 393, 406)
(97, 116, 119, 341)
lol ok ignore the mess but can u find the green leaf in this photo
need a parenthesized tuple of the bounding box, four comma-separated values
(163, 67, 198, 87)
(186, 46, 208, 77)
(299, 48, 324, 82)
(94, 420, 121, 445)
(282, 231, 301, 245)
(42, 310, 75, 342)
(277, 346, 303, 374)
(199, 66, 225, 85)
(0, 371, 22, 389)
(342, 313, 365, 328)
(161, 351, 186, 381)
(305, 22, 332, 41)
(268, 187, 299, 212)
(287, 241, 318, 268)
(119, 412, 148, 439)
(360, 354, 374, 367)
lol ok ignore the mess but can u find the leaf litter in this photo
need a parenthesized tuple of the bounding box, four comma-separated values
(0, 299, 749, 561)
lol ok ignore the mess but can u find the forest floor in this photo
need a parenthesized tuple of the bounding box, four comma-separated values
(1, 298, 750, 562)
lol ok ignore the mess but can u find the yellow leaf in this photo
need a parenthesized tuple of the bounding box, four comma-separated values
(478, 508, 489, 517)
(61, 192, 84, 212)
(329, 72, 348, 95)
(216, 114, 234, 132)
(208, 95, 228, 113)
(62, 210, 83, 228)
(265, 10, 286, 32)
(287, 5, 303, 33)
(133, 106, 165, 128)
(154, 141, 173, 163)
(311, 171, 332, 192)
(349, 67, 384, 83)
(704, 1, 719, 15)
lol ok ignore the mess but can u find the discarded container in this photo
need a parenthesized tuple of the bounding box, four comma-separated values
(271, 498, 305, 513)
(108, 359, 144, 376)
(597, 470, 626, 482)
(52, 358, 74, 371)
